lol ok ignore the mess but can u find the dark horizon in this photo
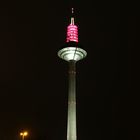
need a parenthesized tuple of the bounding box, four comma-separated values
(0, 0, 137, 140)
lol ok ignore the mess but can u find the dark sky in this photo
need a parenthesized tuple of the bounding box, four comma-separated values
(0, 0, 138, 140)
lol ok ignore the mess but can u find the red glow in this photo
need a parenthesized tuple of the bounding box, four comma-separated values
(66, 18, 78, 42)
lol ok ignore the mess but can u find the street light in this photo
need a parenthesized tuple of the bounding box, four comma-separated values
(20, 131, 28, 140)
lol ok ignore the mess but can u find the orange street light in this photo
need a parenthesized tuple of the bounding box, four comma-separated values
(20, 131, 28, 140)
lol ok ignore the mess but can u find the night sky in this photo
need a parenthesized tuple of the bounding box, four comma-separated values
(0, 0, 138, 140)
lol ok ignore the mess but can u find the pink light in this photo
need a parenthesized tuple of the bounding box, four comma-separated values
(66, 18, 78, 42)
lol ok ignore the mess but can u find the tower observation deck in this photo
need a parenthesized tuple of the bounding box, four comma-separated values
(58, 8, 87, 140)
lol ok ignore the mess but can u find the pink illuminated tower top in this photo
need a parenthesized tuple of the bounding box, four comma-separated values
(66, 8, 78, 43)
(58, 8, 87, 62)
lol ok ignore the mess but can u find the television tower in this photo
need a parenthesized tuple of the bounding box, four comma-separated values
(58, 8, 87, 140)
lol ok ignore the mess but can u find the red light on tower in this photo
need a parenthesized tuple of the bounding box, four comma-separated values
(66, 8, 78, 42)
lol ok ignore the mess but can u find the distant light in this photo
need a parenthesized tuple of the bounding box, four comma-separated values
(20, 131, 28, 136)
(24, 132, 28, 136)
(20, 133, 23, 136)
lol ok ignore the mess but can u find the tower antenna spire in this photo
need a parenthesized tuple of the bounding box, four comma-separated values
(72, 7, 74, 14)
(71, 8, 75, 25)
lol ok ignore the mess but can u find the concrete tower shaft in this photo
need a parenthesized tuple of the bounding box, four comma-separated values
(67, 60, 77, 140)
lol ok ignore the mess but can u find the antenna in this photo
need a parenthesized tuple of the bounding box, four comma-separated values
(71, 8, 74, 24)
(66, 8, 78, 42)
(72, 8, 74, 14)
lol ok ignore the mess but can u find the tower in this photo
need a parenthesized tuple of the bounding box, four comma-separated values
(58, 8, 87, 140)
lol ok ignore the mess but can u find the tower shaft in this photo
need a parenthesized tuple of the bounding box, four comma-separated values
(67, 60, 77, 140)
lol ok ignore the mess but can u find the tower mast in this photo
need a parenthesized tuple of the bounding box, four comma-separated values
(58, 8, 87, 140)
